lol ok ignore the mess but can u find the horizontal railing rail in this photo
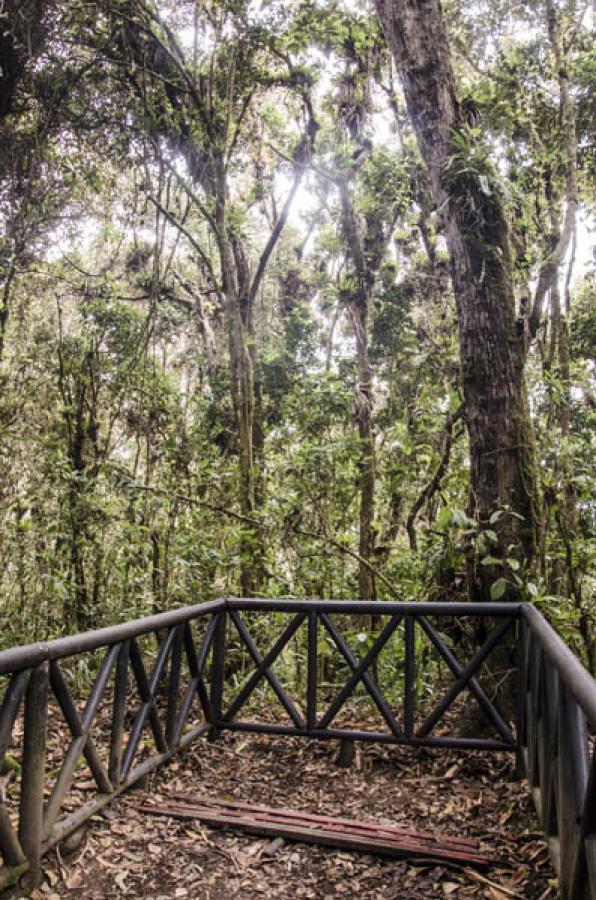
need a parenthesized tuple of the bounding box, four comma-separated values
(225, 599, 523, 615)
(521, 605, 596, 728)
(0, 597, 593, 898)
(0, 598, 225, 676)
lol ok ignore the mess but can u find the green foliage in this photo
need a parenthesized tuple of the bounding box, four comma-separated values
(0, 0, 592, 681)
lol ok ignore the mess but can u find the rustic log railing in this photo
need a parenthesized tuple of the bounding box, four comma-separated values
(0, 598, 593, 898)
(215, 599, 517, 752)
(517, 605, 596, 900)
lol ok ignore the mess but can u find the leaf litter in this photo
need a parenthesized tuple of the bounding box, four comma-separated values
(10, 731, 556, 899)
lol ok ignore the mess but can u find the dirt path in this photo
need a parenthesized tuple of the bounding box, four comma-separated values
(17, 733, 555, 900)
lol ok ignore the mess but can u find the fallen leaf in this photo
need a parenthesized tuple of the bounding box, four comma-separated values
(114, 870, 129, 891)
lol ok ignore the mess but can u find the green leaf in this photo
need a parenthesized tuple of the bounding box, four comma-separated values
(506, 558, 520, 571)
(490, 578, 508, 600)
(481, 555, 501, 566)
(437, 507, 452, 528)
(452, 508, 469, 527)
(527, 582, 538, 597)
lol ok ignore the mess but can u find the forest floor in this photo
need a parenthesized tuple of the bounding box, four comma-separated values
(13, 729, 556, 900)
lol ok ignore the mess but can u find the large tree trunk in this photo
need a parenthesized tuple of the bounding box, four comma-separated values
(216, 197, 260, 597)
(0, 1, 53, 364)
(348, 297, 376, 602)
(375, 0, 540, 598)
(0, 1, 50, 121)
(338, 183, 377, 602)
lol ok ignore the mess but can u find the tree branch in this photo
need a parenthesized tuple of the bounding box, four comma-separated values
(249, 167, 305, 303)
(406, 404, 464, 552)
(528, 0, 579, 338)
(146, 194, 219, 290)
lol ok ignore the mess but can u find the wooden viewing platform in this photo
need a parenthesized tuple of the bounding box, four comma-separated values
(0, 598, 593, 898)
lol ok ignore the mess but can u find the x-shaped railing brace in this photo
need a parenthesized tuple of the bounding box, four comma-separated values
(416, 617, 514, 745)
(222, 612, 306, 728)
(44, 647, 118, 837)
(319, 614, 403, 739)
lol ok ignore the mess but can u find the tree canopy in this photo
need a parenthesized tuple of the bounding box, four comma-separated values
(0, 0, 593, 669)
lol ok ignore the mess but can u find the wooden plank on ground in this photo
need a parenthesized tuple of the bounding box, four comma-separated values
(171, 793, 479, 850)
(139, 796, 496, 869)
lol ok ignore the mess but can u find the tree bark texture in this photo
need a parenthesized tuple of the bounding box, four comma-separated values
(339, 183, 377, 602)
(0, 1, 54, 363)
(375, 0, 540, 598)
(348, 296, 376, 603)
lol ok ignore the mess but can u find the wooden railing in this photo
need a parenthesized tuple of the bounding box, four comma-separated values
(517, 605, 596, 900)
(0, 598, 593, 898)
(213, 599, 517, 752)
(0, 599, 221, 889)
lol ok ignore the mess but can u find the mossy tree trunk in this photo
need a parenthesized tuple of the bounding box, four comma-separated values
(375, 0, 541, 599)
(338, 182, 377, 602)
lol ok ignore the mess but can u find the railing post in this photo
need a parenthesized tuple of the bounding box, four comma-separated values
(109, 640, 130, 786)
(166, 625, 184, 746)
(527, 635, 542, 789)
(19, 662, 49, 887)
(404, 616, 416, 738)
(557, 685, 589, 899)
(571, 746, 596, 899)
(538, 662, 559, 835)
(307, 611, 317, 731)
(516, 616, 528, 777)
(208, 611, 226, 741)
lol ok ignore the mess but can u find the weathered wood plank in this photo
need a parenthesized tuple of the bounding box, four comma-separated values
(140, 797, 495, 868)
(171, 793, 480, 849)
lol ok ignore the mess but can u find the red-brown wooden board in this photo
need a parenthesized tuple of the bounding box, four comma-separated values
(140, 795, 497, 869)
(172, 793, 480, 849)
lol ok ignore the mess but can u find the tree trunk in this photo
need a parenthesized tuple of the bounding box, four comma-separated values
(223, 222, 261, 596)
(0, 1, 50, 122)
(338, 183, 377, 602)
(375, 0, 540, 598)
(348, 297, 376, 601)
(68, 381, 91, 630)
(0, 1, 52, 363)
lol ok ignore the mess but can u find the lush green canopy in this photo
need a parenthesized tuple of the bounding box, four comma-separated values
(0, 0, 593, 668)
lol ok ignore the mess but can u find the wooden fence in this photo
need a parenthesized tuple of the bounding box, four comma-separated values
(0, 598, 593, 898)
